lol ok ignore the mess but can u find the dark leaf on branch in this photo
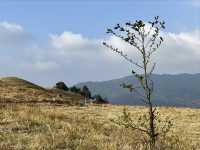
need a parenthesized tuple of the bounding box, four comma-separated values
(132, 70, 136, 74)
(125, 37, 130, 41)
(160, 37, 163, 41)
(126, 22, 131, 26)
(120, 83, 134, 92)
(106, 28, 113, 33)
(120, 27, 125, 31)
(114, 26, 119, 30)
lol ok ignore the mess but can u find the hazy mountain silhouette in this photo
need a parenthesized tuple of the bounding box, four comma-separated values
(76, 74, 200, 108)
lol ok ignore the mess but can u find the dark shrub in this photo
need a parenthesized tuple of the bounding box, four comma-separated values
(81, 86, 91, 99)
(70, 86, 81, 93)
(55, 82, 69, 91)
(93, 95, 109, 104)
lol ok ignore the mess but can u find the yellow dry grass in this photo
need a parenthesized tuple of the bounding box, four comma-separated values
(0, 77, 82, 104)
(0, 103, 199, 150)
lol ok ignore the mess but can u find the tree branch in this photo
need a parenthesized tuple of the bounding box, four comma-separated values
(103, 42, 144, 69)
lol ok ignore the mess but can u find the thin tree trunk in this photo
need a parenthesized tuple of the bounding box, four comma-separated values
(142, 35, 156, 149)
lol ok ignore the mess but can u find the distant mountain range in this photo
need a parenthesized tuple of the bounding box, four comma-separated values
(76, 74, 200, 108)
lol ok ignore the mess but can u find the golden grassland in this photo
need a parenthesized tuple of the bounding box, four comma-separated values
(0, 103, 199, 150)
(0, 77, 82, 104)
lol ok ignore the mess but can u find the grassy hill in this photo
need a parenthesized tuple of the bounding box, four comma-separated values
(0, 77, 82, 105)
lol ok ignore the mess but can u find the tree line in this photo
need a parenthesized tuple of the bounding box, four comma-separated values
(54, 81, 109, 104)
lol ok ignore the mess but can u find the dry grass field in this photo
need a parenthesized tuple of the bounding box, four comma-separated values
(0, 103, 199, 150)
(0, 77, 199, 149)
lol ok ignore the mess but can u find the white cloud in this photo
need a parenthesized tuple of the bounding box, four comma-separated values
(0, 21, 200, 86)
(153, 30, 200, 74)
(48, 30, 200, 80)
(191, 0, 200, 8)
(0, 21, 33, 49)
(0, 21, 23, 32)
(50, 32, 90, 49)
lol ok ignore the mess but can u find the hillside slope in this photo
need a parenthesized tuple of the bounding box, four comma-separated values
(76, 74, 200, 108)
(0, 77, 82, 104)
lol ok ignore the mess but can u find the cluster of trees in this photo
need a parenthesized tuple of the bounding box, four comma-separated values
(55, 82, 69, 91)
(55, 82, 108, 104)
(55, 82, 89, 96)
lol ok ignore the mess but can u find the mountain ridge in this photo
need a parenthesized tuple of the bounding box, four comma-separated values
(76, 73, 200, 108)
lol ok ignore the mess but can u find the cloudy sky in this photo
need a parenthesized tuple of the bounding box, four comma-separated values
(0, 0, 199, 86)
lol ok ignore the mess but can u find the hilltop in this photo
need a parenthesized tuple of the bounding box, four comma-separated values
(0, 77, 82, 105)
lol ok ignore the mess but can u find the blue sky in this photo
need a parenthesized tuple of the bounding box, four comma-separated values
(0, 0, 199, 38)
(0, 0, 199, 86)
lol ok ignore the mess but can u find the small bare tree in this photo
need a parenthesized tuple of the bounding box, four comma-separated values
(103, 16, 172, 149)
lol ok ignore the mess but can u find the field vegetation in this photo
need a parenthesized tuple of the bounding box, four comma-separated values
(0, 103, 199, 150)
